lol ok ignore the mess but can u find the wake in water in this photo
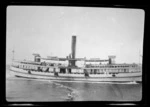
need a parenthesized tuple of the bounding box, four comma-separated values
(51, 82, 79, 101)
(7, 76, 139, 102)
(6, 75, 80, 101)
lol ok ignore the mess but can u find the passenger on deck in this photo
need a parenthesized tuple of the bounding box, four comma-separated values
(54, 68, 59, 77)
(37, 67, 42, 72)
(28, 70, 31, 74)
(84, 69, 89, 77)
(45, 67, 49, 72)
(68, 69, 71, 74)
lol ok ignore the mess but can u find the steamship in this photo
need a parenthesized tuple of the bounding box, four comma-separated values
(9, 36, 142, 82)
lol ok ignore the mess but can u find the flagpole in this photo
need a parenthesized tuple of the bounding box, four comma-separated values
(139, 50, 140, 65)
(12, 49, 15, 61)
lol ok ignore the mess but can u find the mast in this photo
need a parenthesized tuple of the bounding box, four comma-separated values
(139, 50, 140, 65)
(139, 50, 142, 65)
(139, 50, 143, 65)
(12, 49, 15, 61)
(140, 50, 143, 65)
(11, 49, 15, 65)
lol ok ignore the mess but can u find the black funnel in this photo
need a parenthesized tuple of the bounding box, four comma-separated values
(70, 36, 76, 67)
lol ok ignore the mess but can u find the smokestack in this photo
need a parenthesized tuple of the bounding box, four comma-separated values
(71, 36, 76, 59)
(69, 36, 76, 67)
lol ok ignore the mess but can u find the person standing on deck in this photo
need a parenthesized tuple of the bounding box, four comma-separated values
(54, 68, 59, 77)
(84, 69, 89, 78)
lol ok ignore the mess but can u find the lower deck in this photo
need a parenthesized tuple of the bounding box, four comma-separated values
(9, 67, 142, 82)
(10, 66, 142, 78)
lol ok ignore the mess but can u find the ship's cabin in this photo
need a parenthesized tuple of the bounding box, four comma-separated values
(12, 60, 141, 76)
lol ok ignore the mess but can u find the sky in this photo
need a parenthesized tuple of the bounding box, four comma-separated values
(6, 6, 144, 64)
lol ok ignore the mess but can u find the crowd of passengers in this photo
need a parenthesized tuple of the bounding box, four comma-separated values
(13, 64, 122, 75)
(86, 64, 137, 68)
(21, 61, 63, 66)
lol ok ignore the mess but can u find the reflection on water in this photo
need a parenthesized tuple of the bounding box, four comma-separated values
(6, 66, 142, 102)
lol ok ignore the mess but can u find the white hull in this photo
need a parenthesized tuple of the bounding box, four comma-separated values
(9, 67, 142, 82)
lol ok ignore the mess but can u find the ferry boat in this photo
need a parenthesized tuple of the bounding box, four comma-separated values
(9, 36, 142, 82)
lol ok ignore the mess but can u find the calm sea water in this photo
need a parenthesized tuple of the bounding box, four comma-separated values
(6, 65, 142, 102)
